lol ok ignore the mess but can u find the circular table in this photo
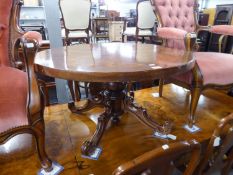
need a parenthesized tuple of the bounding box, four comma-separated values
(35, 43, 195, 157)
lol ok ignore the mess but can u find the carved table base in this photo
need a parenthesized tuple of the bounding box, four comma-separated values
(68, 82, 172, 157)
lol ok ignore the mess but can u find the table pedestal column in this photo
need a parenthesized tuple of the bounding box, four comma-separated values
(69, 82, 125, 157)
(68, 82, 172, 157)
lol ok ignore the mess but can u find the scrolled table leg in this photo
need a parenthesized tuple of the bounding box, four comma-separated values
(81, 82, 125, 158)
(124, 91, 172, 134)
(81, 107, 111, 157)
(81, 93, 112, 157)
(68, 82, 105, 114)
(68, 99, 101, 114)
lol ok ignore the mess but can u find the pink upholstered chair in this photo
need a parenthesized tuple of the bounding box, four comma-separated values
(0, 0, 53, 172)
(151, 0, 233, 130)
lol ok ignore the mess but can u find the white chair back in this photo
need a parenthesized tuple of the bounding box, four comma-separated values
(137, 0, 156, 29)
(59, 0, 91, 30)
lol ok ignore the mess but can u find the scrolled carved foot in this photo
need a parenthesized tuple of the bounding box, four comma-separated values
(81, 140, 94, 156)
(125, 91, 173, 134)
(159, 120, 173, 135)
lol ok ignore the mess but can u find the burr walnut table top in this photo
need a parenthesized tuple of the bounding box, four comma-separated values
(35, 43, 194, 82)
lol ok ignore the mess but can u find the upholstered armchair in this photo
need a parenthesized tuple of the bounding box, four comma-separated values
(0, 0, 53, 172)
(122, 0, 157, 43)
(151, 0, 233, 130)
(59, 0, 92, 45)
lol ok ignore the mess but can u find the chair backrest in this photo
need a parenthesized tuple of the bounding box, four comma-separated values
(137, 0, 156, 29)
(113, 140, 200, 175)
(0, 0, 43, 128)
(0, 0, 23, 66)
(59, 0, 91, 31)
(151, 0, 198, 49)
(195, 113, 233, 175)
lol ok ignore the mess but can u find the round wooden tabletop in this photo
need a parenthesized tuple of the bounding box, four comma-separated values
(35, 43, 195, 82)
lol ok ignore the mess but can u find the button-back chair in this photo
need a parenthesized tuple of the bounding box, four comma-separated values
(151, 0, 233, 129)
(59, 0, 92, 45)
(122, 0, 156, 43)
(0, 0, 52, 171)
(59, 0, 91, 101)
(195, 113, 233, 175)
(113, 140, 200, 175)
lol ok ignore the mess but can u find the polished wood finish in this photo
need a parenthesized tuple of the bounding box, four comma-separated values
(1, 85, 233, 174)
(113, 140, 200, 175)
(35, 43, 194, 82)
(195, 113, 233, 175)
(0, 0, 52, 171)
(35, 43, 194, 157)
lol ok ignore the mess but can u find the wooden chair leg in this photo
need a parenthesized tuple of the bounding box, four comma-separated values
(142, 36, 145, 43)
(159, 78, 164, 97)
(68, 80, 76, 102)
(84, 82, 89, 98)
(189, 87, 201, 127)
(74, 81, 81, 101)
(149, 36, 153, 43)
(122, 35, 125, 43)
(33, 118, 52, 172)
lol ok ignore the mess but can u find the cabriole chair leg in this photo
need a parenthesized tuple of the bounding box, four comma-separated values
(159, 78, 164, 97)
(189, 87, 201, 128)
(34, 119, 52, 172)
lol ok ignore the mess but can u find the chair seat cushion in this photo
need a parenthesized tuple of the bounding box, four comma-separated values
(0, 66, 28, 133)
(157, 27, 187, 40)
(61, 28, 92, 38)
(174, 52, 233, 86)
(123, 27, 154, 36)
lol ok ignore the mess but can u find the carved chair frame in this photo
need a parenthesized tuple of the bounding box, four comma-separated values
(0, 0, 52, 171)
(59, 0, 92, 45)
(122, 0, 156, 43)
(113, 140, 201, 175)
(195, 113, 233, 175)
(151, 0, 233, 127)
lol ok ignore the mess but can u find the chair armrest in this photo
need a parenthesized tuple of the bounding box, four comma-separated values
(20, 37, 42, 115)
(209, 25, 233, 36)
(22, 31, 43, 46)
(157, 27, 187, 40)
(0, 23, 6, 39)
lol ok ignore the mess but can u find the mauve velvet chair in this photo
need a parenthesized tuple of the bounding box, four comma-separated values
(151, 0, 233, 129)
(0, 0, 52, 172)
